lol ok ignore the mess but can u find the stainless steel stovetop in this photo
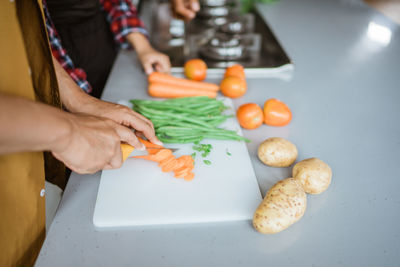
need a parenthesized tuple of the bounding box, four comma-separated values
(142, 0, 293, 79)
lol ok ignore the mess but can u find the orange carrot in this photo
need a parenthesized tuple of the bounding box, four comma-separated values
(158, 155, 175, 169)
(160, 158, 179, 173)
(121, 143, 135, 162)
(152, 149, 173, 162)
(132, 155, 158, 161)
(132, 145, 195, 181)
(183, 172, 195, 181)
(138, 137, 163, 149)
(148, 83, 217, 98)
(174, 169, 190, 178)
(148, 72, 219, 92)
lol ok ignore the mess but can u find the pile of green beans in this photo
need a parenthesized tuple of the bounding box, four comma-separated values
(130, 96, 250, 144)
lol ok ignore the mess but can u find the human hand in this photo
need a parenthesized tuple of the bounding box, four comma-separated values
(51, 113, 138, 174)
(77, 98, 163, 148)
(126, 32, 171, 75)
(170, 0, 200, 21)
(138, 47, 171, 75)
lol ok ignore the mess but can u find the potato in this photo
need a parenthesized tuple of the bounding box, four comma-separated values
(253, 178, 306, 234)
(257, 137, 298, 167)
(293, 158, 332, 194)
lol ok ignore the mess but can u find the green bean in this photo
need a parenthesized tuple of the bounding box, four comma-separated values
(130, 97, 249, 144)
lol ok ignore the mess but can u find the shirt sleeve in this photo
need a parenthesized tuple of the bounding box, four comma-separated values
(42, 1, 92, 94)
(100, 0, 148, 49)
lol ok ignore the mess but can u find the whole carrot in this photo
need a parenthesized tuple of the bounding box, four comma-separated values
(148, 72, 219, 92)
(148, 83, 217, 98)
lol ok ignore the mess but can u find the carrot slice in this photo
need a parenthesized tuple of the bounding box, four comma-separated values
(174, 168, 190, 178)
(160, 158, 179, 173)
(183, 172, 195, 181)
(148, 83, 217, 99)
(158, 155, 175, 169)
(132, 155, 158, 161)
(148, 72, 219, 92)
(152, 149, 173, 162)
(173, 158, 193, 174)
(130, 145, 195, 181)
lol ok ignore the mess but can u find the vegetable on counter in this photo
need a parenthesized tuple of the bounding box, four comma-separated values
(130, 96, 250, 144)
(148, 72, 218, 92)
(125, 138, 195, 181)
(184, 59, 207, 81)
(220, 76, 247, 99)
(148, 83, 217, 98)
(257, 137, 298, 167)
(293, 158, 332, 194)
(263, 98, 292, 126)
(147, 72, 219, 99)
(121, 143, 135, 162)
(133, 148, 195, 181)
(224, 64, 246, 80)
(236, 103, 264, 130)
(253, 178, 307, 234)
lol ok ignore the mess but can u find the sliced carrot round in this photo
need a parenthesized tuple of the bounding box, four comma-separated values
(183, 172, 195, 181)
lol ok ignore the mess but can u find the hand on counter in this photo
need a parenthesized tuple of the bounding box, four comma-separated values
(170, 0, 200, 21)
(126, 32, 171, 75)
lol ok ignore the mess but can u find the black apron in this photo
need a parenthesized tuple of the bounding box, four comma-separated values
(46, 0, 118, 98)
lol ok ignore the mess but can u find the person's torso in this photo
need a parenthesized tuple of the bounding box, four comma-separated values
(0, 0, 64, 265)
(46, 0, 117, 98)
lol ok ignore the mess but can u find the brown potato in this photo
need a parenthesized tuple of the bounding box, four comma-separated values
(253, 178, 307, 234)
(293, 158, 332, 194)
(257, 137, 298, 167)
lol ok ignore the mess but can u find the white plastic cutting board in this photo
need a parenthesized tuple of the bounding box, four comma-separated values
(93, 98, 262, 227)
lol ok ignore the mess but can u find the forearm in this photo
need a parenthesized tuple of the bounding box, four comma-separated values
(126, 32, 153, 54)
(52, 56, 98, 114)
(0, 94, 71, 155)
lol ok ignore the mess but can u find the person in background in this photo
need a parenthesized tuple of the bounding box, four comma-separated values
(44, 0, 200, 98)
(0, 1, 160, 266)
(44, 0, 171, 98)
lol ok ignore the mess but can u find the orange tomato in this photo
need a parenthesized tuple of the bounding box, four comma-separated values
(236, 103, 264, 129)
(184, 59, 207, 81)
(220, 76, 247, 98)
(224, 64, 245, 80)
(263, 98, 292, 126)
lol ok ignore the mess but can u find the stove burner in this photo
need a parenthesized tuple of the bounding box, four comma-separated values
(197, 5, 230, 18)
(220, 18, 246, 35)
(148, 1, 292, 77)
(199, 0, 232, 7)
(199, 34, 247, 61)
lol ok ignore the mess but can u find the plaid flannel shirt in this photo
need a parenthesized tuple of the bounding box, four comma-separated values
(43, 0, 148, 93)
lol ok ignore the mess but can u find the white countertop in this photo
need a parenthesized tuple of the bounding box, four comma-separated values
(36, 0, 400, 266)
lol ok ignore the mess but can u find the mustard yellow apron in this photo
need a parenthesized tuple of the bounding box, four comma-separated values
(0, 1, 65, 265)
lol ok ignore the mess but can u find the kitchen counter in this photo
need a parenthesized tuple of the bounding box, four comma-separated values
(36, 0, 400, 266)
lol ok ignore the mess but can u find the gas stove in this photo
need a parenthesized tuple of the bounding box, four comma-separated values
(143, 0, 293, 79)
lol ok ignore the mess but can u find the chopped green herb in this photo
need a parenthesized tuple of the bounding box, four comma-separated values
(203, 160, 211, 165)
(193, 143, 213, 158)
(227, 151, 232, 156)
(191, 152, 196, 159)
